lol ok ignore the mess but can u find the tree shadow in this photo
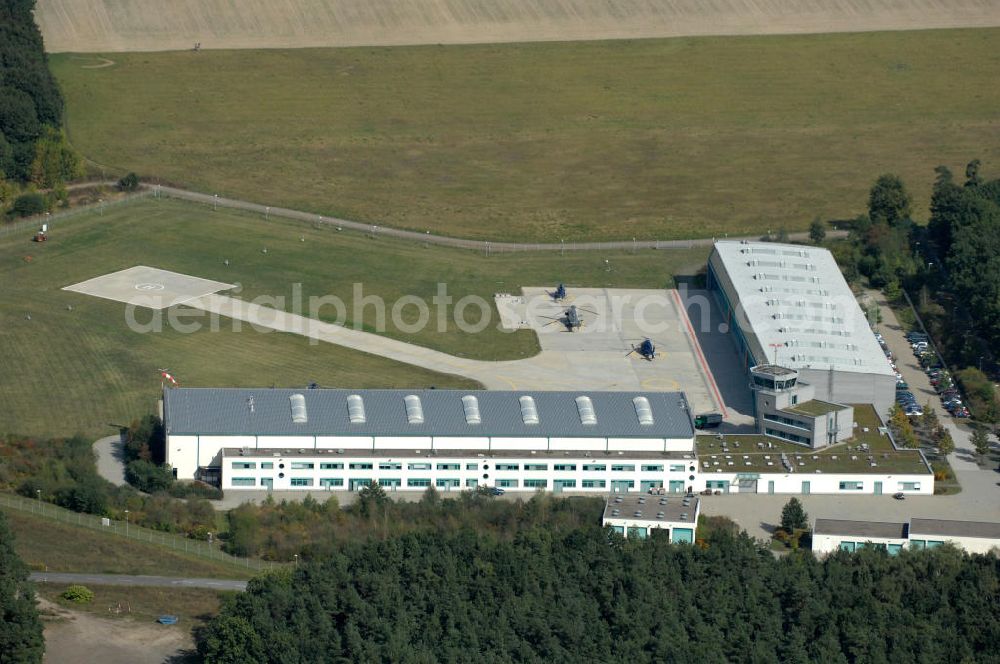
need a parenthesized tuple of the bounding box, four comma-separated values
(759, 521, 778, 535)
(163, 650, 201, 664)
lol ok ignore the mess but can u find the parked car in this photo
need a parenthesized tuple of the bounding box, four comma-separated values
(893, 492, 906, 500)
(490, 487, 505, 496)
(953, 407, 970, 418)
(895, 381, 909, 390)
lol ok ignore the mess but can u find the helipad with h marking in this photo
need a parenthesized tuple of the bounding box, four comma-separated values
(63, 266, 236, 310)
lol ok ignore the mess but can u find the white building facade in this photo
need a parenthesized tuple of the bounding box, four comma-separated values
(812, 519, 910, 555)
(813, 518, 1000, 555)
(165, 388, 700, 492)
(164, 388, 933, 496)
(602, 494, 701, 543)
(908, 519, 1000, 555)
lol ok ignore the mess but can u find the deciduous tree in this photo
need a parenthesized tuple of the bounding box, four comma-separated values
(971, 426, 991, 458)
(868, 174, 912, 227)
(809, 217, 826, 244)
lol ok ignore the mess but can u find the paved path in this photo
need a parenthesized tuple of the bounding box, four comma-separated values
(93, 434, 127, 486)
(154, 184, 845, 251)
(30, 572, 247, 591)
(20, 180, 847, 250)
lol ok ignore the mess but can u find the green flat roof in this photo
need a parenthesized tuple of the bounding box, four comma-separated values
(782, 400, 847, 418)
(696, 406, 930, 475)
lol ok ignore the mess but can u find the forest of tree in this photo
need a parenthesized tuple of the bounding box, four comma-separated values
(0, 511, 44, 663)
(200, 527, 1000, 663)
(0, 0, 79, 211)
(829, 162, 1000, 421)
(224, 485, 603, 561)
(926, 161, 1000, 360)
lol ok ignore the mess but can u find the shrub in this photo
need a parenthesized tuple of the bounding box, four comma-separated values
(125, 459, 174, 493)
(168, 480, 222, 500)
(189, 525, 212, 541)
(54, 480, 108, 515)
(955, 368, 1000, 423)
(61, 585, 94, 604)
(11, 192, 45, 217)
(118, 172, 139, 191)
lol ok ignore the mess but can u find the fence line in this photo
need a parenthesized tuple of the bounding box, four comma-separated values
(150, 184, 845, 254)
(0, 492, 274, 573)
(6, 181, 846, 252)
(0, 189, 153, 240)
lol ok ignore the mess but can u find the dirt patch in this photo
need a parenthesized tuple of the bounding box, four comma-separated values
(40, 598, 197, 664)
(36, 0, 1000, 53)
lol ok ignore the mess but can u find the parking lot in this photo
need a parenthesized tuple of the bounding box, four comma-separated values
(866, 290, 993, 474)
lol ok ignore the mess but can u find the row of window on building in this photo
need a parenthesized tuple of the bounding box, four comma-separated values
(837, 539, 943, 554)
(231, 460, 689, 472)
(229, 477, 651, 489)
(704, 479, 921, 492)
(607, 525, 695, 543)
(764, 428, 812, 445)
(762, 413, 811, 431)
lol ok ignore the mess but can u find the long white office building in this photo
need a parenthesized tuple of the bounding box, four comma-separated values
(164, 388, 701, 493)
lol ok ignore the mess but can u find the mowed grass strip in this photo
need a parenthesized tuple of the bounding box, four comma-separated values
(3, 508, 256, 578)
(52, 28, 1000, 242)
(0, 197, 705, 437)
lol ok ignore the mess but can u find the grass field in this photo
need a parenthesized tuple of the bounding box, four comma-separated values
(52, 29, 1000, 242)
(3, 508, 255, 578)
(0, 196, 705, 437)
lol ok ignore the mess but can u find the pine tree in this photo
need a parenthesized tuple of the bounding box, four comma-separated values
(0, 512, 45, 663)
(780, 498, 809, 532)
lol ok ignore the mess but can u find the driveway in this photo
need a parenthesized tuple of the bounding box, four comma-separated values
(31, 572, 246, 592)
(93, 434, 127, 486)
(863, 289, 985, 472)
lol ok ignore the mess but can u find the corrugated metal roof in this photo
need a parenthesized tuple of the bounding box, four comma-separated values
(712, 241, 893, 376)
(164, 388, 696, 438)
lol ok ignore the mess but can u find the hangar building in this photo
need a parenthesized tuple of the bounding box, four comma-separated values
(164, 388, 700, 493)
(708, 240, 895, 414)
